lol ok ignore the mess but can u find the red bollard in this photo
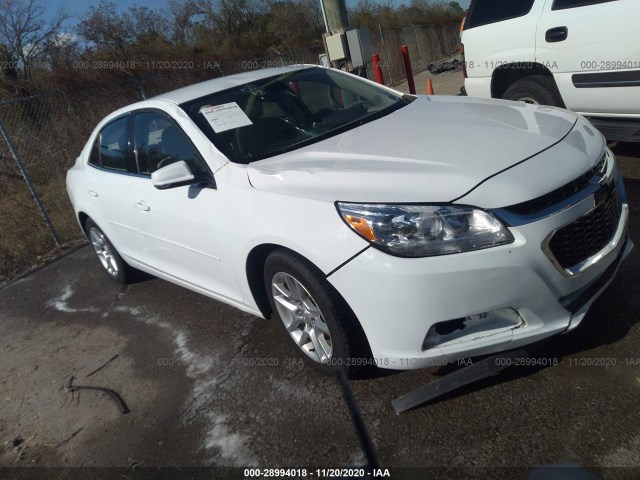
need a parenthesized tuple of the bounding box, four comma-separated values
(401, 45, 416, 95)
(372, 54, 384, 85)
(289, 80, 300, 97)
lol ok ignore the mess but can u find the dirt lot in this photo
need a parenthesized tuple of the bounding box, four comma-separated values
(1, 135, 639, 478)
(395, 59, 467, 96)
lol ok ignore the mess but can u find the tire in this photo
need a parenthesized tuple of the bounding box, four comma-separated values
(502, 75, 565, 108)
(264, 249, 369, 377)
(85, 218, 137, 284)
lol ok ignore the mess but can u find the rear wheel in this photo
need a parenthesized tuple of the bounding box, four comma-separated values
(502, 75, 564, 107)
(264, 250, 368, 377)
(85, 218, 137, 284)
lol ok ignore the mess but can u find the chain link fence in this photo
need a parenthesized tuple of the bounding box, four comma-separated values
(0, 46, 324, 281)
(367, 22, 460, 85)
(0, 24, 460, 281)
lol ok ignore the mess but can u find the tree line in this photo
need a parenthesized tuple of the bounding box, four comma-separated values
(0, 0, 464, 98)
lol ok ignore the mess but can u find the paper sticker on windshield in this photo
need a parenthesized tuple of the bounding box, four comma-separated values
(199, 102, 253, 133)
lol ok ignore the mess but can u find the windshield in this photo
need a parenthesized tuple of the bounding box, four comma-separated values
(180, 67, 409, 163)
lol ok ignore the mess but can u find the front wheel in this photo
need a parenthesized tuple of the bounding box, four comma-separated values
(264, 250, 368, 377)
(502, 75, 565, 107)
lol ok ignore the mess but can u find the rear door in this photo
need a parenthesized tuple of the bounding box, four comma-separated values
(82, 115, 141, 261)
(535, 0, 640, 115)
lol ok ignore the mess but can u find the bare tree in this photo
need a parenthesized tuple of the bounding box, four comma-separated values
(0, 0, 69, 79)
(449, 1, 464, 13)
(76, 1, 136, 60)
(216, 0, 256, 36)
(166, 0, 209, 46)
(77, 1, 177, 64)
(263, 0, 323, 52)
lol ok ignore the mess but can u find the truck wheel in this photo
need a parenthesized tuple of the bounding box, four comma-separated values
(503, 75, 565, 108)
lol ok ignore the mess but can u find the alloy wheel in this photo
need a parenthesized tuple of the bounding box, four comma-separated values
(271, 272, 333, 364)
(89, 227, 119, 278)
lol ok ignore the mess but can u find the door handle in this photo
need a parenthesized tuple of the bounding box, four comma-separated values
(546, 26, 568, 43)
(135, 201, 150, 212)
(88, 189, 98, 198)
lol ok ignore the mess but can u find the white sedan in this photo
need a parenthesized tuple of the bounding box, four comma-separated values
(66, 65, 632, 375)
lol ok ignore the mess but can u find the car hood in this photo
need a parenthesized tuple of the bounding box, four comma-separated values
(247, 95, 580, 204)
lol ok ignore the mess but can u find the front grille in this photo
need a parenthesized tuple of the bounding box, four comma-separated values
(505, 152, 607, 216)
(548, 182, 622, 269)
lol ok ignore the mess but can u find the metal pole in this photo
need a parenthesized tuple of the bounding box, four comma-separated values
(372, 54, 384, 85)
(423, 25, 431, 63)
(378, 24, 393, 85)
(319, 0, 330, 33)
(321, 0, 349, 34)
(133, 77, 146, 100)
(0, 120, 61, 246)
(60, 90, 75, 114)
(320, 0, 350, 70)
(401, 45, 416, 94)
(414, 26, 424, 68)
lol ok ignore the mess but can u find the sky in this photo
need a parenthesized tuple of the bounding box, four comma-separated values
(46, 0, 472, 31)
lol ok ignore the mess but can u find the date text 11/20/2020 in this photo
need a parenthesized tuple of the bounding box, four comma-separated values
(243, 468, 391, 478)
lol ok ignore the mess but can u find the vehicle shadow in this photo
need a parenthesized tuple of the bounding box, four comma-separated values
(131, 270, 156, 283)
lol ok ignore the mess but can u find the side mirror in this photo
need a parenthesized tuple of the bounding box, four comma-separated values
(151, 161, 195, 189)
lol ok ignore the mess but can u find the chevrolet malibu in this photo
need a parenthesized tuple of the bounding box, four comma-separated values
(66, 65, 633, 376)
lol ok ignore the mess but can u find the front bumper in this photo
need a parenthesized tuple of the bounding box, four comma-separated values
(327, 173, 632, 370)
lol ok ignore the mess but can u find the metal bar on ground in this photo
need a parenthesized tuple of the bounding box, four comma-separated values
(392, 349, 530, 414)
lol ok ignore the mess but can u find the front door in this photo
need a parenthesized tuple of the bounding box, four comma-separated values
(129, 110, 241, 303)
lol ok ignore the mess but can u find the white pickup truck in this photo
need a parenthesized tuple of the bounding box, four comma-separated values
(461, 0, 640, 143)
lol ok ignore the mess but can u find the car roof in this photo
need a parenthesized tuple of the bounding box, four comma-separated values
(150, 64, 318, 105)
(97, 64, 321, 129)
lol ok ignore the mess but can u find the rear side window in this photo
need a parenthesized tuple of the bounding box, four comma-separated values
(89, 117, 133, 173)
(552, 0, 616, 10)
(466, 0, 535, 28)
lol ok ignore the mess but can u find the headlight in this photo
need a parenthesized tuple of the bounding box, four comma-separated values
(337, 203, 514, 257)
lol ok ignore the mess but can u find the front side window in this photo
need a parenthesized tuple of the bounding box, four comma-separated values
(90, 117, 132, 172)
(180, 67, 408, 163)
(133, 111, 208, 178)
(466, 0, 535, 28)
(552, 0, 616, 10)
